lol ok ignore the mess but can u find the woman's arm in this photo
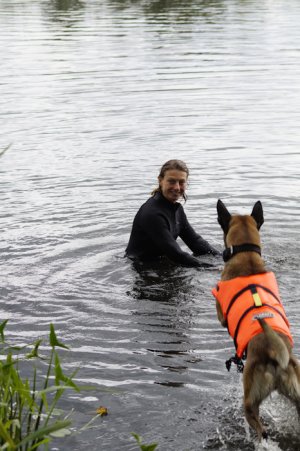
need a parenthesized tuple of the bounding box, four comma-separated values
(179, 211, 220, 256)
(141, 212, 203, 267)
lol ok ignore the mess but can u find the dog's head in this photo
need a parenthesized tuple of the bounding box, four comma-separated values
(217, 200, 264, 247)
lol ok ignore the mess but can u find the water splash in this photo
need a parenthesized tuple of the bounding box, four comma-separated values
(256, 438, 283, 451)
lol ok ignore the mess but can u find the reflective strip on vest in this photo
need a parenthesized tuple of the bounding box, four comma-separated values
(212, 272, 293, 358)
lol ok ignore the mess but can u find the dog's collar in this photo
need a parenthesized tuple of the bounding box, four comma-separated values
(223, 243, 261, 262)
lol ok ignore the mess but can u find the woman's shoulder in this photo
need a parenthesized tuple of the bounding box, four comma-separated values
(140, 194, 161, 214)
(139, 192, 184, 212)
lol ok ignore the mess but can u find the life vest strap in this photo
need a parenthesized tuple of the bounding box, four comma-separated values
(225, 354, 245, 373)
(226, 283, 282, 318)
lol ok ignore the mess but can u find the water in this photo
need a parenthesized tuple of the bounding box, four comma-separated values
(1, 0, 300, 449)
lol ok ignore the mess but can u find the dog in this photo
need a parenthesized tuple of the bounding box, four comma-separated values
(212, 199, 300, 440)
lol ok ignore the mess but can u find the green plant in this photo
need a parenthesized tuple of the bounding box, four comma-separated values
(0, 321, 80, 450)
(132, 432, 158, 451)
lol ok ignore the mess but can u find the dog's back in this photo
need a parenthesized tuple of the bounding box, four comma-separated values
(215, 200, 300, 440)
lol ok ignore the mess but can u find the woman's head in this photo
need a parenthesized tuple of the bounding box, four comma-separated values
(152, 159, 189, 203)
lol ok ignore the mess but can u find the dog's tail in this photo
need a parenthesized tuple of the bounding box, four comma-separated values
(256, 317, 290, 369)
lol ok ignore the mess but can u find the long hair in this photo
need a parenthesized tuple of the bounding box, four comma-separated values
(151, 159, 189, 201)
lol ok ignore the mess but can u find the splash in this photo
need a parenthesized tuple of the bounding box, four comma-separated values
(255, 438, 283, 451)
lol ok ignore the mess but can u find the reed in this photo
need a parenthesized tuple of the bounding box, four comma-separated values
(0, 321, 80, 450)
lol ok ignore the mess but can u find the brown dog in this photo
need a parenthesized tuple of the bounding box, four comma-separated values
(212, 199, 300, 440)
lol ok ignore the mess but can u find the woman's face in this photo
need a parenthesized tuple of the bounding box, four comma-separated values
(159, 169, 188, 203)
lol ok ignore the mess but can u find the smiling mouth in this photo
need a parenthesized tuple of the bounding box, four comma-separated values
(170, 191, 181, 197)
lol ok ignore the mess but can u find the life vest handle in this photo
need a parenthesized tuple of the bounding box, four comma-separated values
(233, 303, 290, 351)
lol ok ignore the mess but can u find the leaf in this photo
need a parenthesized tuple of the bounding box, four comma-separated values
(0, 319, 8, 342)
(132, 432, 142, 445)
(0, 421, 16, 449)
(16, 420, 71, 448)
(50, 408, 65, 416)
(6, 345, 25, 351)
(49, 324, 69, 349)
(131, 433, 158, 451)
(36, 385, 80, 397)
(26, 339, 43, 359)
(141, 445, 158, 451)
(54, 352, 80, 392)
(49, 427, 72, 438)
(29, 437, 50, 450)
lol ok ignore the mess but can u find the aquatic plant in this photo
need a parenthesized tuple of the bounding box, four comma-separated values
(0, 321, 79, 450)
(132, 432, 158, 451)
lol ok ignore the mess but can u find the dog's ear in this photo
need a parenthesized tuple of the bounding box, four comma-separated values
(217, 199, 232, 234)
(251, 201, 264, 230)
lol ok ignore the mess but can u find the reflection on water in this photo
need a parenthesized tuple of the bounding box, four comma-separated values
(106, 0, 227, 21)
(130, 263, 196, 386)
(41, 0, 85, 27)
(51, 0, 85, 11)
(1, 0, 300, 449)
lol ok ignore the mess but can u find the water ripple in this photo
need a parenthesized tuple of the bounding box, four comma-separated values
(1, 1, 300, 449)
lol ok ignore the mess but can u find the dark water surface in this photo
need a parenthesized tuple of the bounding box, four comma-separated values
(1, 1, 300, 450)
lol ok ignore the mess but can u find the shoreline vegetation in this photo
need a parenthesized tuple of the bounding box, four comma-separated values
(0, 321, 157, 450)
(0, 321, 80, 450)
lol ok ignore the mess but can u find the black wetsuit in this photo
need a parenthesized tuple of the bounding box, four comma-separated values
(125, 192, 219, 267)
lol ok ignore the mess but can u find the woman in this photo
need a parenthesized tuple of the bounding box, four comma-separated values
(125, 160, 219, 267)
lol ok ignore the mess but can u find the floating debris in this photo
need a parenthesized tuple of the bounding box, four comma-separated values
(96, 406, 108, 416)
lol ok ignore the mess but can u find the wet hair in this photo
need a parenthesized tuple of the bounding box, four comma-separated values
(151, 159, 189, 201)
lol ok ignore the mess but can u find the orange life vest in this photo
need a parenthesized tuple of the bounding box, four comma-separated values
(212, 272, 293, 358)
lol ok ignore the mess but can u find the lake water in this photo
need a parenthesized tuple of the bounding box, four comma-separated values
(1, 0, 300, 450)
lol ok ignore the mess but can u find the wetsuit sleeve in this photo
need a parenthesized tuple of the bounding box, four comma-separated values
(141, 213, 202, 267)
(179, 212, 220, 256)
